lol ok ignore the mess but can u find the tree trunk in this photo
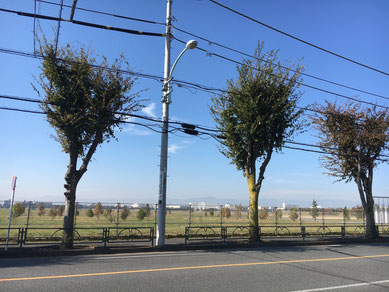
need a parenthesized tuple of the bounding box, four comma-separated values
(247, 172, 259, 242)
(364, 201, 378, 239)
(63, 189, 76, 248)
(355, 164, 378, 239)
(62, 151, 78, 248)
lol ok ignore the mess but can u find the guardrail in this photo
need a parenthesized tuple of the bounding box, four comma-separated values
(0, 227, 154, 248)
(185, 224, 389, 244)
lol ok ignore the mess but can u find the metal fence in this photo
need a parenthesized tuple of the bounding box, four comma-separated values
(185, 224, 389, 244)
(1, 201, 389, 248)
(0, 227, 154, 248)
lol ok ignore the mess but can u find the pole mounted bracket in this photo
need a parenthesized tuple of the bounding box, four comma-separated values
(162, 90, 172, 104)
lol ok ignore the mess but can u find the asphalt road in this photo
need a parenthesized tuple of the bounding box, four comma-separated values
(1, 243, 388, 291)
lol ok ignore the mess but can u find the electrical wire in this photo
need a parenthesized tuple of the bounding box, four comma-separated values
(1, 105, 388, 161)
(0, 8, 165, 37)
(36, 0, 165, 25)
(1, 47, 387, 123)
(21, 0, 389, 100)
(172, 25, 389, 101)
(0, 94, 221, 132)
(0, 105, 165, 133)
(173, 37, 389, 110)
(209, 0, 389, 77)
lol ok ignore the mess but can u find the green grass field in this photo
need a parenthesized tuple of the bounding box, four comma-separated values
(0, 206, 367, 242)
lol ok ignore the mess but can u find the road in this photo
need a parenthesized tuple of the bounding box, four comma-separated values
(1, 243, 388, 291)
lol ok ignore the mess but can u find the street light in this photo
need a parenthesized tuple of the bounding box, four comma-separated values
(157, 40, 197, 246)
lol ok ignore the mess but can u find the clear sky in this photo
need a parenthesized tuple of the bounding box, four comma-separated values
(0, 0, 388, 207)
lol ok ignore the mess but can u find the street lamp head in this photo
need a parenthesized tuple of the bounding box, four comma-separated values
(186, 40, 198, 50)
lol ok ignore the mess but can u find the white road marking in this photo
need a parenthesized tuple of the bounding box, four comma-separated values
(290, 279, 389, 291)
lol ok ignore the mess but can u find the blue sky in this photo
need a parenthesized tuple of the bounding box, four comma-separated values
(0, 0, 388, 207)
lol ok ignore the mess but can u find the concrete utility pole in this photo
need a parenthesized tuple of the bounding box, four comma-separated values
(157, 1, 197, 246)
(156, 0, 172, 247)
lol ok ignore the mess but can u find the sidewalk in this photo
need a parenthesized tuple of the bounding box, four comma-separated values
(1, 236, 389, 258)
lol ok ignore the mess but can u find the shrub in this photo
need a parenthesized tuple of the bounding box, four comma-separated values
(145, 204, 151, 217)
(86, 208, 94, 217)
(94, 202, 103, 219)
(259, 207, 268, 220)
(57, 206, 64, 216)
(120, 206, 130, 221)
(38, 203, 45, 217)
(137, 208, 146, 221)
(289, 208, 299, 221)
(12, 202, 25, 218)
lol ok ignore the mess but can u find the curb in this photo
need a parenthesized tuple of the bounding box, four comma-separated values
(1, 237, 389, 258)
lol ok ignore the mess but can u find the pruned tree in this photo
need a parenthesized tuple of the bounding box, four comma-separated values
(235, 204, 243, 219)
(210, 43, 303, 241)
(38, 203, 45, 217)
(137, 208, 146, 221)
(94, 202, 103, 219)
(12, 202, 25, 219)
(311, 102, 389, 238)
(259, 207, 269, 220)
(35, 40, 143, 247)
(289, 208, 299, 222)
(49, 206, 58, 220)
(120, 206, 130, 221)
(311, 200, 319, 221)
(225, 207, 231, 219)
(343, 206, 350, 221)
(57, 206, 64, 216)
(86, 208, 94, 218)
(145, 204, 151, 217)
(104, 207, 112, 219)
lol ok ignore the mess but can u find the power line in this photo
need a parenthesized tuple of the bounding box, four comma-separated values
(0, 47, 226, 95)
(0, 105, 166, 133)
(36, 0, 165, 25)
(39, 0, 389, 102)
(2, 45, 388, 115)
(173, 37, 389, 110)
(2, 105, 388, 161)
(209, 0, 389, 77)
(0, 94, 220, 133)
(172, 25, 389, 101)
(17, 0, 389, 100)
(0, 8, 165, 37)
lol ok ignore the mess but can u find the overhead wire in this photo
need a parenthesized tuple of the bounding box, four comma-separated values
(172, 25, 389, 102)
(0, 94, 220, 133)
(0, 105, 165, 133)
(172, 37, 389, 110)
(209, 0, 389, 77)
(25, 0, 389, 100)
(0, 8, 165, 37)
(0, 46, 385, 122)
(1, 104, 388, 160)
(30, 0, 389, 101)
(36, 0, 165, 25)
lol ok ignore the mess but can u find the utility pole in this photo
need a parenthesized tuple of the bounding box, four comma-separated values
(5, 176, 17, 251)
(156, 0, 172, 247)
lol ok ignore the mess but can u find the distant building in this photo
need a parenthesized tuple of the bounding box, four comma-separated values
(0, 200, 11, 208)
(130, 203, 139, 209)
(191, 202, 220, 211)
(281, 203, 299, 210)
(166, 205, 181, 209)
